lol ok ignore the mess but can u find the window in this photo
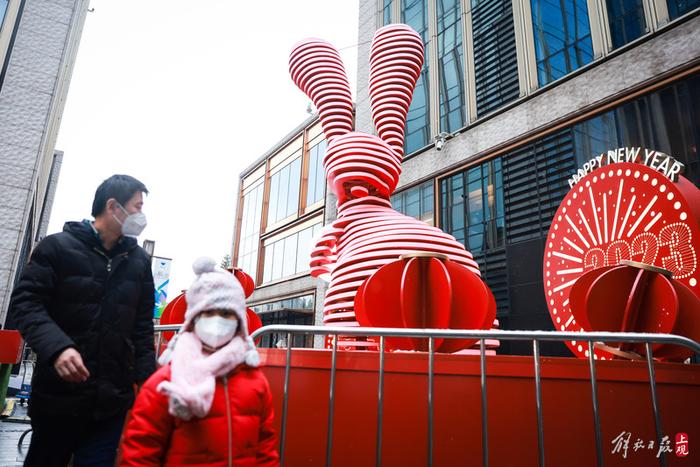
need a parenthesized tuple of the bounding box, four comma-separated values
(402, 0, 431, 154)
(382, 0, 393, 25)
(440, 158, 504, 253)
(267, 156, 301, 226)
(0, 1, 8, 27)
(472, 0, 520, 116)
(262, 223, 322, 283)
(440, 159, 508, 316)
(606, 0, 646, 49)
(306, 139, 327, 207)
(391, 180, 434, 224)
(531, 0, 594, 86)
(667, 0, 700, 20)
(437, 0, 465, 132)
(252, 294, 315, 348)
(236, 182, 264, 282)
(572, 74, 700, 184)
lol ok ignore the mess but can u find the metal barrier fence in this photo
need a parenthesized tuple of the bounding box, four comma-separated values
(153, 324, 700, 467)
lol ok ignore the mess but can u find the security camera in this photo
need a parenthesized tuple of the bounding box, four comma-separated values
(434, 132, 450, 151)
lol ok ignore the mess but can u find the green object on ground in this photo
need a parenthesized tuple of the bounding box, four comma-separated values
(0, 363, 13, 412)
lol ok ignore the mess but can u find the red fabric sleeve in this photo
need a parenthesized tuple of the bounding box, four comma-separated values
(256, 374, 280, 467)
(119, 368, 174, 466)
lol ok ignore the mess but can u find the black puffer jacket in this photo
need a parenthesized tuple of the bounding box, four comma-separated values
(9, 221, 156, 419)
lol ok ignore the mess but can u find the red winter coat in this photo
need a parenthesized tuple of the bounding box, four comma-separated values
(120, 364, 279, 466)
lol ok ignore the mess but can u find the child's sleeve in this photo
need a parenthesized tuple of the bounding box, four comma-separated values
(119, 375, 174, 466)
(257, 374, 281, 466)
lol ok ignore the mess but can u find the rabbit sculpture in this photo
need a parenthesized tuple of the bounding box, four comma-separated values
(290, 24, 495, 348)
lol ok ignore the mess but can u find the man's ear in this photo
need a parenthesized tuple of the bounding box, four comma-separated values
(103, 198, 120, 217)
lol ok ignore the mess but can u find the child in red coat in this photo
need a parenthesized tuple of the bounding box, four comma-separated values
(120, 257, 279, 466)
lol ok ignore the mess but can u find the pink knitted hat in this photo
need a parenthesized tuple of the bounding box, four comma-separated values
(158, 257, 260, 369)
(184, 257, 247, 331)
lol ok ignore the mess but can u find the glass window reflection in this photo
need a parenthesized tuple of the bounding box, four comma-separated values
(402, 0, 431, 154)
(262, 222, 322, 283)
(236, 182, 264, 282)
(306, 140, 327, 206)
(666, 0, 700, 20)
(606, 0, 646, 49)
(440, 158, 504, 254)
(383, 0, 393, 25)
(391, 180, 434, 224)
(267, 156, 302, 226)
(531, 0, 594, 85)
(437, 0, 465, 132)
(252, 294, 315, 348)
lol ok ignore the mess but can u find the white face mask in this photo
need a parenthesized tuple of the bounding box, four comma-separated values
(114, 203, 147, 238)
(194, 315, 238, 349)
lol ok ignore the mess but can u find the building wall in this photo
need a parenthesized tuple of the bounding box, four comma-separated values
(0, 0, 90, 325)
(355, 0, 700, 355)
(234, 0, 700, 353)
(234, 117, 330, 347)
(396, 15, 700, 191)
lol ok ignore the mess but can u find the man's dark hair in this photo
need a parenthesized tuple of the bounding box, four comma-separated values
(91, 174, 149, 217)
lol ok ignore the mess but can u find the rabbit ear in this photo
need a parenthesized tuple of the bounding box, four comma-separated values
(289, 39, 354, 142)
(369, 24, 424, 158)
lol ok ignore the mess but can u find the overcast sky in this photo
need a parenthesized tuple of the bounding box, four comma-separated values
(49, 0, 359, 296)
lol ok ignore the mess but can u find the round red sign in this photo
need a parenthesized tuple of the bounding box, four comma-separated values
(543, 161, 700, 358)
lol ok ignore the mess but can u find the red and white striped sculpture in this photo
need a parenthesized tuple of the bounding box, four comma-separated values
(290, 25, 496, 349)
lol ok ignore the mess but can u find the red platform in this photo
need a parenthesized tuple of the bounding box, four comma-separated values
(259, 348, 699, 466)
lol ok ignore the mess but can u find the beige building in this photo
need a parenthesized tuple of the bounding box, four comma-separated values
(233, 115, 331, 348)
(0, 0, 90, 325)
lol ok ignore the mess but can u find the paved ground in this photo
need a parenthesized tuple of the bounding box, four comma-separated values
(0, 360, 33, 466)
(0, 401, 31, 467)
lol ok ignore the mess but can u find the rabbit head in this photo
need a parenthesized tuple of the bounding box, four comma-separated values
(289, 24, 424, 204)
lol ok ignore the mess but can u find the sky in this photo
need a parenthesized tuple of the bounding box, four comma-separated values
(48, 0, 359, 297)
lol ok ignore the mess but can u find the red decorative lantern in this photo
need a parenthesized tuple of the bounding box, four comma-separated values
(568, 260, 700, 360)
(159, 267, 262, 342)
(228, 267, 263, 337)
(229, 267, 255, 298)
(158, 293, 187, 341)
(355, 253, 496, 352)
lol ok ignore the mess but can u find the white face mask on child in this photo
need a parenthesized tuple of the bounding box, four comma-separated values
(194, 315, 238, 349)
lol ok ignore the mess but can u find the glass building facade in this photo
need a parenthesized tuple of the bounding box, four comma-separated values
(262, 223, 322, 284)
(391, 180, 435, 224)
(402, 0, 431, 153)
(379, 0, 700, 153)
(235, 119, 328, 336)
(251, 294, 315, 348)
(605, 0, 646, 49)
(667, 0, 700, 19)
(472, 0, 520, 116)
(531, 0, 594, 86)
(237, 182, 264, 282)
(431, 73, 700, 354)
(268, 156, 302, 226)
(306, 139, 327, 206)
(437, 0, 466, 132)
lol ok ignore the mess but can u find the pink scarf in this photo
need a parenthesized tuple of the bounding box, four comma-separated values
(156, 332, 250, 420)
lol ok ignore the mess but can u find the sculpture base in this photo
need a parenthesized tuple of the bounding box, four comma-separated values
(259, 348, 699, 466)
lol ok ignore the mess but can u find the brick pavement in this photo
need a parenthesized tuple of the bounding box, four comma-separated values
(0, 402, 31, 467)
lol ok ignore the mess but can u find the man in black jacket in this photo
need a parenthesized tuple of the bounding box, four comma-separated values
(9, 174, 156, 467)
